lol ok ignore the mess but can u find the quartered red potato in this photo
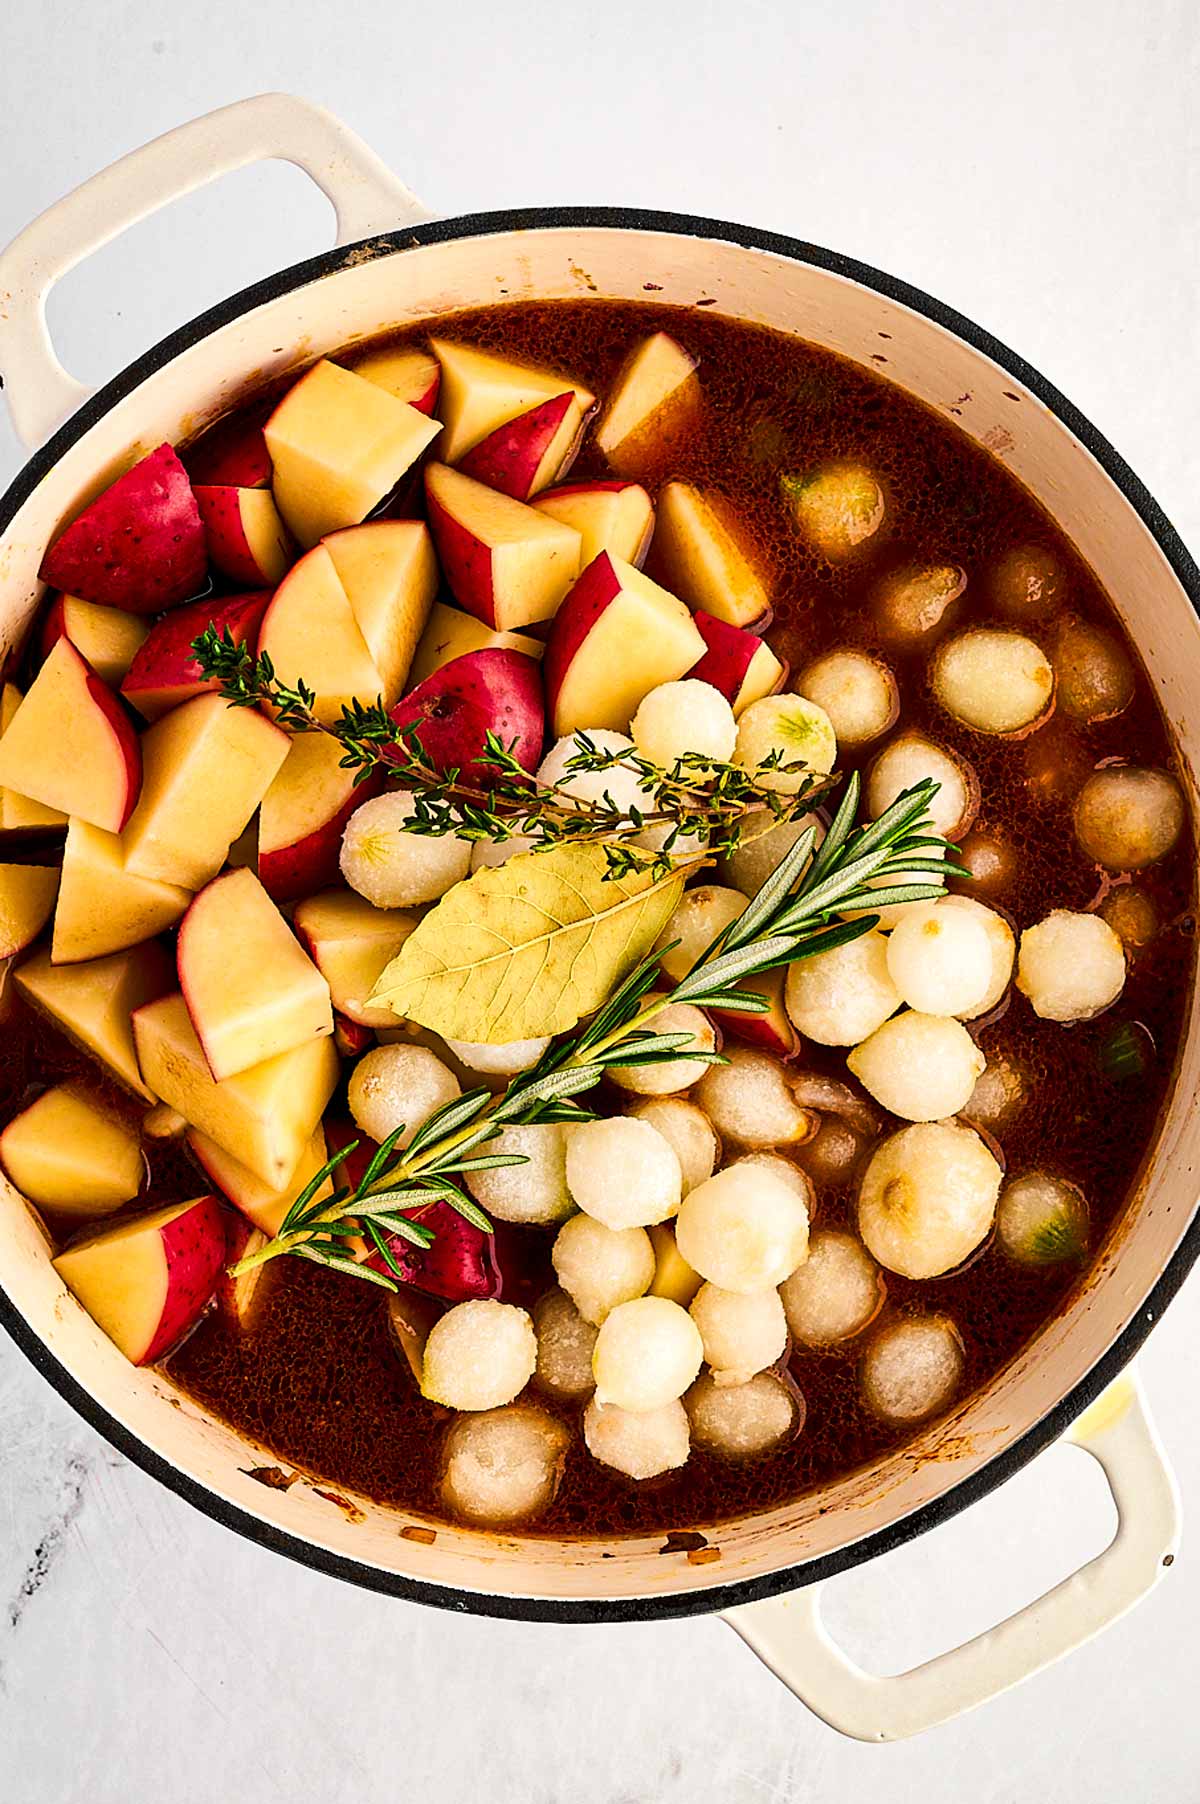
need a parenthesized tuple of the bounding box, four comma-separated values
(0, 306, 1190, 1537)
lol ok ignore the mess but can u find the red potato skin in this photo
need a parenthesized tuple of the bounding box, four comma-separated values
(84, 660, 143, 831)
(541, 551, 621, 719)
(140, 1193, 228, 1364)
(121, 590, 272, 718)
(261, 771, 381, 904)
(184, 416, 272, 489)
(325, 1121, 531, 1301)
(687, 609, 786, 702)
(193, 485, 291, 586)
(710, 972, 798, 1059)
(423, 475, 498, 625)
(457, 392, 577, 500)
(387, 647, 544, 779)
(39, 444, 207, 616)
(333, 1014, 374, 1058)
(408, 372, 441, 417)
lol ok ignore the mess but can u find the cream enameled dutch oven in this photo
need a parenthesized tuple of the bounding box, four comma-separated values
(1, 94, 1197, 1742)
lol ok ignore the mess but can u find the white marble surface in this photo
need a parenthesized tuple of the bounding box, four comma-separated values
(3, 2, 1200, 1796)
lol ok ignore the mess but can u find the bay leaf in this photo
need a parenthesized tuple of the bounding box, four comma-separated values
(369, 843, 684, 1043)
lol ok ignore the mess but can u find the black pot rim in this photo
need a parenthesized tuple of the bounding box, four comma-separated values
(2, 203, 1198, 1626)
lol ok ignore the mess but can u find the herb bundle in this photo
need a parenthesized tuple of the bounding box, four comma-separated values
(191, 625, 831, 879)
(231, 774, 956, 1289)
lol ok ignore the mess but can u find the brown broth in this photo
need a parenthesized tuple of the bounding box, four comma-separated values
(8, 300, 1195, 1539)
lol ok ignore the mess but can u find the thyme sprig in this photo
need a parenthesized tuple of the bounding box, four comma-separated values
(230, 774, 960, 1290)
(191, 625, 831, 879)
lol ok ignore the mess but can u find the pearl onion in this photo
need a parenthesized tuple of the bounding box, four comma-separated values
(932, 629, 1054, 735)
(689, 1283, 787, 1386)
(583, 1397, 690, 1479)
(606, 1002, 716, 1097)
(861, 1315, 965, 1423)
(780, 1230, 883, 1347)
(340, 790, 471, 906)
(347, 1044, 460, 1145)
(885, 901, 993, 1017)
(720, 813, 824, 896)
(997, 1172, 1089, 1266)
(940, 896, 1016, 1019)
(439, 1404, 568, 1525)
(686, 1371, 800, 1457)
(858, 1121, 1001, 1279)
(788, 463, 885, 559)
(695, 1047, 812, 1147)
(592, 1295, 704, 1411)
(734, 694, 838, 791)
(537, 731, 653, 811)
(551, 1214, 654, 1325)
(420, 1300, 537, 1411)
(466, 1123, 574, 1225)
(442, 1034, 551, 1076)
(798, 650, 898, 749)
(566, 1116, 683, 1229)
(655, 885, 747, 983)
(867, 733, 978, 840)
(1073, 766, 1185, 871)
(626, 1098, 718, 1195)
(1016, 910, 1126, 1023)
(675, 1164, 810, 1293)
(785, 926, 901, 1046)
(532, 1288, 598, 1400)
(847, 1012, 985, 1121)
(631, 680, 737, 766)
(873, 562, 965, 646)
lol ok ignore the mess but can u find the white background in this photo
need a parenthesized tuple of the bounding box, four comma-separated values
(2, 3, 1199, 1798)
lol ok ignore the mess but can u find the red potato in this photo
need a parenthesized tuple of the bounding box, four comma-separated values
(120, 590, 272, 721)
(532, 480, 655, 567)
(177, 868, 333, 1081)
(133, 992, 339, 1186)
(122, 692, 289, 891)
(543, 552, 706, 736)
(650, 482, 770, 628)
(194, 485, 293, 587)
(424, 462, 582, 630)
(0, 862, 59, 958)
(428, 337, 594, 464)
(189, 1123, 332, 1237)
(593, 332, 699, 471)
(0, 684, 66, 834)
(323, 519, 438, 702)
(185, 411, 273, 488)
(335, 1013, 374, 1058)
(52, 818, 190, 964)
(264, 359, 442, 548)
(388, 646, 545, 780)
(216, 1218, 270, 1329)
(15, 942, 172, 1101)
(348, 344, 441, 415)
(256, 544, 383, 725)
(39, 444, 207, 615)
(458, 391, 588, 501)
(0, 639, 140, 833)
(53, 1193, 227, 1365)
(293, 889, 418, 1029)
(40, 595, 150, 686)
(408, 600, 544, 689)
(258, 731, 379, 903)
(0, 1084, 143, 1216)
(711, 968, 798, 1059)
(687, 610, 787, 716)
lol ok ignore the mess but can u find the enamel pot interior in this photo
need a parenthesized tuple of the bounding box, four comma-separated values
(2, 213, 1199, 1621)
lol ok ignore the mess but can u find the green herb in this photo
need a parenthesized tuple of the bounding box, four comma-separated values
(230, 774, 959, 1290)
(1098, 1020, 1154, 1083)
(191, 625, 833, 880)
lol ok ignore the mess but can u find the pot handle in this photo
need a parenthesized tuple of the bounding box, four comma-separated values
(0, 92, 431, 449)
(723, 1370, 1178, 1741)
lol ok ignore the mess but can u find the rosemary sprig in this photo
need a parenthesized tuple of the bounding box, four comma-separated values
(191, 625, 831, 879)
(230, 773, 960, 1289)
